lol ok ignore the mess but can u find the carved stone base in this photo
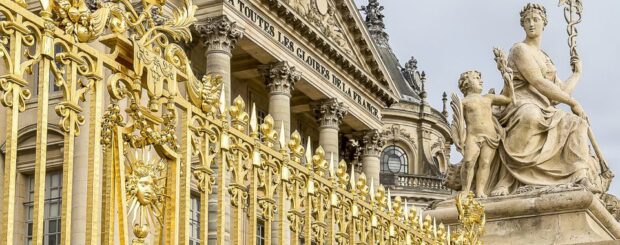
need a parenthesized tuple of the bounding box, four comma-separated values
(426, 190, 620, 244)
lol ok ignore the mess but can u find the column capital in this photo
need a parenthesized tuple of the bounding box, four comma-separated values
(196, 15, 245, 55)
(312, 98, 348, 129)
(258, 61, 301, 97)
(360, 129, 385, 157)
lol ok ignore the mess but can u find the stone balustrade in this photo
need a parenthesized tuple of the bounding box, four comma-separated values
(381, 173, 452, 194)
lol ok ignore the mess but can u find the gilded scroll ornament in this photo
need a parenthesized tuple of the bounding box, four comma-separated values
(0, 77, 31, 111)
(453, 192, 485, 245)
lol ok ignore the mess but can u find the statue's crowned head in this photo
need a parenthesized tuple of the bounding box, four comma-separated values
(520, 3, 548, 27)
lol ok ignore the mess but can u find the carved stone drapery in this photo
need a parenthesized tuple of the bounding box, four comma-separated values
(258, 61, 301, 97)
(311, 98, 348, 129)
(196, 15, 244, 55)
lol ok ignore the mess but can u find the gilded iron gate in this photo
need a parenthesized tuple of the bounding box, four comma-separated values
(0, 0, 484, 244)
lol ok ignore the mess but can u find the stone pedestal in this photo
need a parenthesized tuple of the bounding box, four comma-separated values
(426, 190, 620, 244)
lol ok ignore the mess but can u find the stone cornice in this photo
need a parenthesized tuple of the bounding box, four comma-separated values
(195, 15, 245, 55)
(258, 61, 301, 97)
(258, 0, 398, 106)
(312, 98, 348, 129)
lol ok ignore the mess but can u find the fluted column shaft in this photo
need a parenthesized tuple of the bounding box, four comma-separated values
(360, 130, 384, 184)
(312, 99, 348, 168)
(197, 15, 244, 105)
(197, 15, 244, 245)
(259, 61, 300, 143)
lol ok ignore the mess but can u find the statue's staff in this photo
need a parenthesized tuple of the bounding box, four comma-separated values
(559, 0, 611, 177)
(559, 0, 583, 71)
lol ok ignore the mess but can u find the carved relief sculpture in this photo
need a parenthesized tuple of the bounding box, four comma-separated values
(125, 147, 167, 244)
(284, 0, 353, 56)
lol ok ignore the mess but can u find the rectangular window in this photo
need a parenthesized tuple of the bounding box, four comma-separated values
(50, 45, 62, 93)
(189, 194, 201, 245)
(257, 110, 267, 141)
(24, 171, 62, 245)
(256, 220, 265, 245)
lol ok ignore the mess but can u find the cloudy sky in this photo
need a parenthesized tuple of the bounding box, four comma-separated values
(353, 0, 620, 195)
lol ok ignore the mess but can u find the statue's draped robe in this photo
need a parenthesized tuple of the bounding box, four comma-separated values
(486, 44, 601, 193)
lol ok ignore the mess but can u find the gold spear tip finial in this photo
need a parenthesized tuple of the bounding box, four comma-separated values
(304, 136, 312, 165)
(250, 103, 257, 134)
(218, 88, 226, 116)
(278, 123, 286, 150)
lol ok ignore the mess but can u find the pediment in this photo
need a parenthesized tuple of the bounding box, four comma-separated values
(283, 0, 358, 61)
(259, 0, 401, 105)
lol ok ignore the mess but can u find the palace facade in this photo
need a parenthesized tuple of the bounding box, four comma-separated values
(0, 0, 460, 244)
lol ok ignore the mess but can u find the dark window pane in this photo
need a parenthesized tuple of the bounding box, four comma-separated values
(380, 146, 408, 174)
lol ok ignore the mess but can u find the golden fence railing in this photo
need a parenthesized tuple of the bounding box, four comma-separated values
(0, 0, 484, 244)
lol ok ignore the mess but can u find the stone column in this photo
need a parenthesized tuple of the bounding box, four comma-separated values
(312, 98, 348, 168)
(259, 61, 300, 142)
(360, 130, 384, 184)
(71, 104, 89, 244)
(196, 16, 243, 244)
(196, 15, 244, 105)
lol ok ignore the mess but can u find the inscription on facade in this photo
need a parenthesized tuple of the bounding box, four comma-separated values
(230, 0, 380, 118)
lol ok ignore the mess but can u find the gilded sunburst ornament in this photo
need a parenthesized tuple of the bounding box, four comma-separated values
(125, 147, 167, 244)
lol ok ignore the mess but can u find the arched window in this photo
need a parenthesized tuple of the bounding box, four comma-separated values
(380, 146, 408, 174)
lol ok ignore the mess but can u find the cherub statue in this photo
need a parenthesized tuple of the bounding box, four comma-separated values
(451, 50, 514, 197)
